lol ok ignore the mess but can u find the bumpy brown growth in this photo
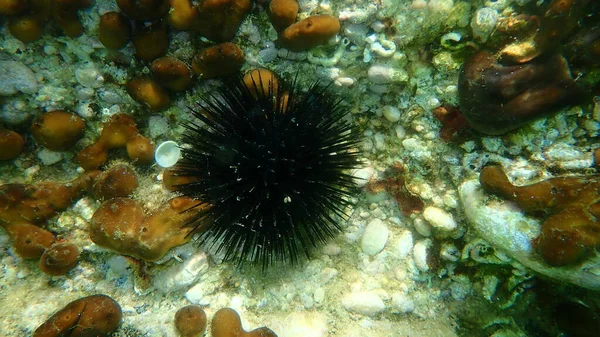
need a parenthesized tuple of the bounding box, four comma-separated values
(39, 242, 80, 276)
(33, 294, 122, 337)
(31, 110, 85, 151)
(268, 0, 298, 32)
(126, 77, 171, 111)
(479, 164, 600, 266)
(92, 164, 139, 201)
(0, 129, 25, 161)
(194, 0, 252, 42)
(278, 15, 340, 51)
(151, 57, 193, 91)
(211, 308, 278, 337)
(77, 114, 155, 170)
(174, 305, 207, 337)
(458, 51, 583, 135)
(4, 223, 56, 259)
(98, 11, 131, 49)
(192, 42, 245, 79)
(89, 196, 201, 261)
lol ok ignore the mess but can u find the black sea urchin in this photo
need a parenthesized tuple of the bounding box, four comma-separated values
(172, 71, 361, 268)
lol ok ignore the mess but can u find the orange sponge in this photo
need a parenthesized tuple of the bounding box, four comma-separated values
(278, 15, 340, 51)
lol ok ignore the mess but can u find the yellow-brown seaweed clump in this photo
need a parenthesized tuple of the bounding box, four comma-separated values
(211, 308, 278, 337)
(174, 305, 207, 337)
(33, 294, 122, 337)
(479, 164, 600, 266)
(31, 110, 85, 151)
(278, 15, 340, 52)
(89, 196, 202, 261)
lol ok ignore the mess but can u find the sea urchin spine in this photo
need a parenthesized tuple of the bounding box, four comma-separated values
(171, 71, 361, 268)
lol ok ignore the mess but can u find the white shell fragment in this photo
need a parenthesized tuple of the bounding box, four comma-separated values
(154, 140, 181, 168)
(459, 180, 600, 290)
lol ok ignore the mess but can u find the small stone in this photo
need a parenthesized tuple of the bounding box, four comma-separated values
(342, 291, 386, 316)
(37, 149, 63, 165)
(352, 167, 375, 187)
(422, 206, 457, 232)
(382, 105, 401, 122)
(361, 219, 389, 255)
(391, 292, 414, 314)
(394, 230, 413, 260)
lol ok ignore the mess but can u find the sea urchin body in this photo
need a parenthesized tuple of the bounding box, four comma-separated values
(171, 71, 361, 268)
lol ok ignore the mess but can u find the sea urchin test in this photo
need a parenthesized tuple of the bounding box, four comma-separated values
(169, 69, 361, 268)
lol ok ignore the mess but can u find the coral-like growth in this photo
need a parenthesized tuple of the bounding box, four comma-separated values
(211, 308, 278, 337)
(278, 15, 340, 52)
(170, 72, 361, 268)
(33, 294, 122, 337)
(458, 51, 584, 135)
(89, 197, 202, 261)
(174, 305, 207, 337)
(77, 114, 155, 170)
(31, 110, 85, 151)
(479, 164, 600, 266)
(0, 129, 25, 160)
(191, 42, 245, 79)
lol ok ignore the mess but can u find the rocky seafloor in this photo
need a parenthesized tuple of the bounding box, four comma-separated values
(1, 0, 600, 336)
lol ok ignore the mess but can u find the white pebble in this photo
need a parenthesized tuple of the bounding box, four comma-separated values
(394, 230, 413, 260)
(382, 105, 401, 122)
(342, 291, 386, 316)
(422, 206, 457, 232)
(361, 219, 389, 255)
(413, 239, 431, 272)
(314, 288, 325, 303)
(352, 167, 375, 187)
(75, 65, 104, 88)
(37, 149, 63, 165)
